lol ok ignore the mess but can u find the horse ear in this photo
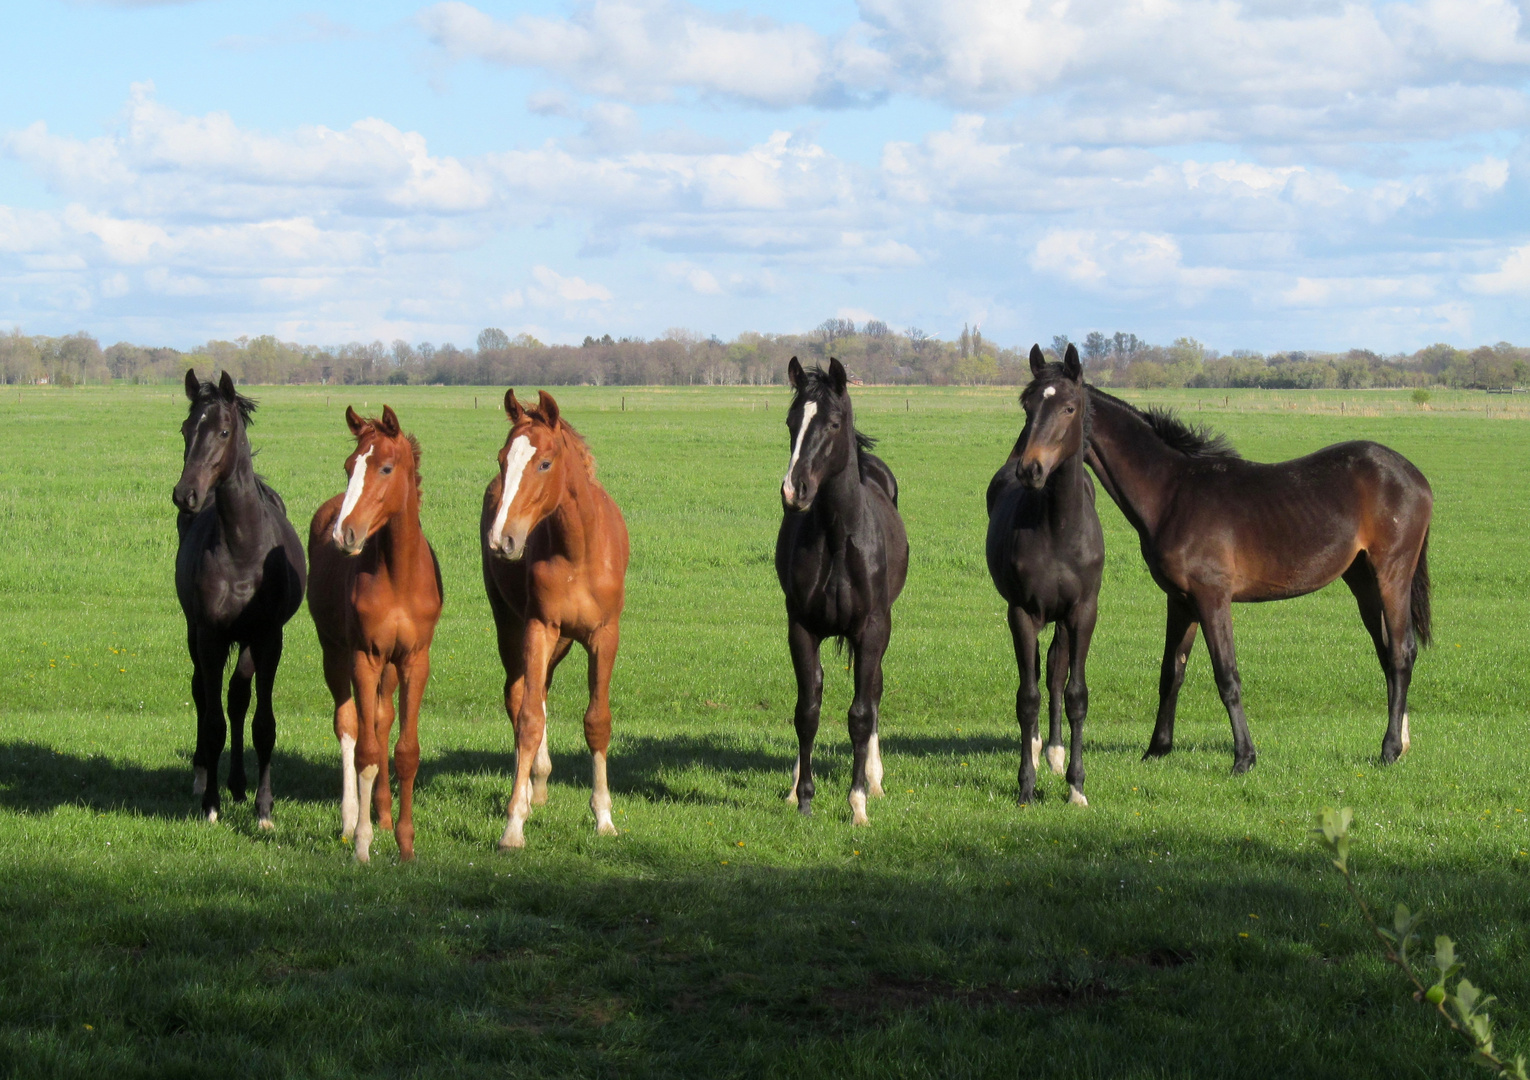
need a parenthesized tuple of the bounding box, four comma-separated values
(183, 368, 200, 402)
(1028, 345, 1047, 378)
(536, 390, 560, 427)
(787, 356, 805, 389)
(218, 370, 237, 402)
(505, 388, 526, 423)
(380, 405, 401, 437)
(345, 405, 366, 437)
(1064, 343, 1082, 381)
(828, 357, 848, 394)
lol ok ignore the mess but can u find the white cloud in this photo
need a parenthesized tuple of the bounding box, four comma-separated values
(529, 265, 613, 303)
(1467, 244, 1530, 295)
(419, 0, 863, 108)
(1031, 230, 1238, 300)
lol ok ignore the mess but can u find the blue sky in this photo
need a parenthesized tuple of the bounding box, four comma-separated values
(3, 0, 1530, 352)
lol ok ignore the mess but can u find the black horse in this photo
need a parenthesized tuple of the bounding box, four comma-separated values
(777, 357, 908, 825)
(173, 370, 307, 825)
(1083, 383, 1433, 771)
(986, 344, 1104, 806)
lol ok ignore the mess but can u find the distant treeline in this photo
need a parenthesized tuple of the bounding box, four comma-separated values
(2, 321, 1526, 390)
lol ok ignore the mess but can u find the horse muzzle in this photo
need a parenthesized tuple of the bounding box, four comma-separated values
(781, 478, 816, 513)
(172, 481, 204, 513)
(488, 529, 527, 562)
(1019, 457, 1051, 490)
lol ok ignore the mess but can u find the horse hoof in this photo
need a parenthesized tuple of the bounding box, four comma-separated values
(869, 783, 885, 798)
(1046, 746, 1067, 775)
(797, 801, 812, 818)
(1142, 745, 1172, 761)
(204, 808, 219, 824)
(596, 822, 618, 837)
(229, 787, 247, 803)
(498, 827, 526, 851)
(1067, 786, 1089, 807)
(530, 787, 549, 807)
(257, 817, 275, 832)
(1232, 757, 1256, 775)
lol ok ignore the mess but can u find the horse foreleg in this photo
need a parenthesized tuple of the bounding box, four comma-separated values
(1194, 595, 1257, 773)
(351, 652, 387, 863)
(1008, 605, 1043, 805)
(847, 621, 888, 827)
(786, 620, 823, 815)
(1063, 601, 1098, 806)
(583, 623, 620, 837)
(1044, 625, 1069, 775)
(393, 654, 428, 862)
(501, 620, 557, 850)
(194, 636, 231, 822)
(1146, 596, 1199, 760)
(534, 640, 573, 806)
(249, 634, 282, 830)
(226, 646, 254, 802)
(187, 629, 208, 796)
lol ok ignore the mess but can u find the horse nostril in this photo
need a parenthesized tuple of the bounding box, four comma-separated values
(344, 527, 356, 548)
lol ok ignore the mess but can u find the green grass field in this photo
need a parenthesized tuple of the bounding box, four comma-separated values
(1, 382, 1527, 1079)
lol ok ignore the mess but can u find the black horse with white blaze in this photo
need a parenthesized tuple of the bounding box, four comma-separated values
(173, 370, 307, 825)
(986, 344, 1104, 806)
(777, 357, 908, 825)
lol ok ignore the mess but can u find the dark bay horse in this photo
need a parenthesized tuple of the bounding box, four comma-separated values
(308, 406, 443, 863)
(778, 356, 908, 825)
(482, 389, 630, 850)
(986, 345, 1104, 805)
(173, 369, 306, 826)
(1084, 387, 1433, 771)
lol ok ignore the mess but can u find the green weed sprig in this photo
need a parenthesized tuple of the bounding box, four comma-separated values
(1314, 807, 1527, 1079)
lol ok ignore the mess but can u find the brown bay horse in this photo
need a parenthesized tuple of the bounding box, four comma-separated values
(986, 346, 1104, 806)
(308, 405, 443, 862)
(1083, 387, 1433, 771)
(482, 389, 629, 850)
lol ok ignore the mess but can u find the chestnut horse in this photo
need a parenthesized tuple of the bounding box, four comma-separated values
(308, 406, 443, 862)
(1083, 386, 1433, 771)
(482, 389, 629, 850)
(986, 345, 1104, 806)
(173, 369, 306, 826)
(778, 357, 907, 826)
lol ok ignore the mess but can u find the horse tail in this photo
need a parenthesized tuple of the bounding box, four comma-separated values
(1410, 528, 1432, 648)
(832, 635, 856, 671)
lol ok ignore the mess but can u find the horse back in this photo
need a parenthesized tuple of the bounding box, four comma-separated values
(859, 452, 898, 507)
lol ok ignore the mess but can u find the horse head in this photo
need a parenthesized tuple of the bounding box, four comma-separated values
(174, 368, 254, 513)
(486, 388, 570, 562)
(782, 356, 855, 513)
(332, 404, 419, 555)
(1017, 343, 1085, 490)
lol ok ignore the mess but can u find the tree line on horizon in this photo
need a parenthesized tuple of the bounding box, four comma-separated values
(1, 320, 1525, 391)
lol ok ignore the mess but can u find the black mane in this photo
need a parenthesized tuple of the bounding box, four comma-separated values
(1089, 386, 1240, 460)
(185, 378, 258, 428)
(790, 364, 878, 454)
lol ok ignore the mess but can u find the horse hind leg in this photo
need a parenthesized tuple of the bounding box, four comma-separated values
(786, 621, 823, 816)
(1145, 597, 1199, 760)
(374, 663, 399, 832)
(1045, 625, 1069, 775)
(846, 624, 888, 827)
(250, 634, 282, 830)
(226, 647, 254, 802)
(532, 640, 571, 806)
(583, 626, 620, 837)
(1008, 606, 1043, 805)
(1376, 560, 1420, 765)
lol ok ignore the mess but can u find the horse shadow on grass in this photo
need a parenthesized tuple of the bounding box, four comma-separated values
(0, 741, 339, 819)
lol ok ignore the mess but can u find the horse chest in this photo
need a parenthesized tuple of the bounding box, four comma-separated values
(198, 551, 262, 626)
(789, 542, 862, 631)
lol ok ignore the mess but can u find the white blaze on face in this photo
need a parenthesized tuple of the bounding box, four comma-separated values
(489, 435, 537, 550)
(332, 446, 373, 545)
(782, 401, 818, 501)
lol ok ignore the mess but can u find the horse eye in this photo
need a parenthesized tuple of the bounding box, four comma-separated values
(1065, 406, 1076, 414)
(381, 464, 394, 475)
(219, 430, 229, 438)
(538, 460, 552, 472)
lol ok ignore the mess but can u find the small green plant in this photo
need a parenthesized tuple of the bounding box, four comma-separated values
(1413, 388, 1432, 406)
(1314, 808, 1527, 1079)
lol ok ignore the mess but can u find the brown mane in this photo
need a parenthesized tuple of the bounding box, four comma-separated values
(558, 419, 598, 482)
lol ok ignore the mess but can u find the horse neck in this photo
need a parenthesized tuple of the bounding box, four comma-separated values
(1085, 389, 1182, 537)
(1045, 446, 1092, 524)
(813, 433, 865, 541)
(376, 472, 430, 585)
(545, 435, 602, 564)
(212, 434, 267, 555)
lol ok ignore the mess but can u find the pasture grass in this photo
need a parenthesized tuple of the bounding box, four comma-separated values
(1, 382, 1528, 1078)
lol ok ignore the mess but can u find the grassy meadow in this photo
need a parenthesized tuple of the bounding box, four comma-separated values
(1, 381, 1528, 1078)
